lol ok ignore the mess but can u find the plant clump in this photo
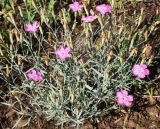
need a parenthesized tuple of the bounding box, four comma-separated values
(0, 0, 159, 128)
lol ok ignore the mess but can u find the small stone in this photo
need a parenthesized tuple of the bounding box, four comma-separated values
(149, 121, 158, 129)
(138, 127, 147, 129)
(146, 107, 159, 120)
(127, 120, 136, 128)
(80, 122, 93, 129)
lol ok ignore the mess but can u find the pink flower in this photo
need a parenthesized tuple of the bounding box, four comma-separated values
(132, 64, 150, 79)
(24, 21, 39, 32)
(116, 90, 133, 107)
(81, 15, 97, 23)
(26, 69, 43, 82)
(96, 4, 112, 15)
(69, 1, 83, 12)
(54, 45, 71, 61)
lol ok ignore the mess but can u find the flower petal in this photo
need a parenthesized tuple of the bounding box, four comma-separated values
(124, 101, 132, 107)
(145, 69, 150, 75)
(121, 90, 128, 96)
(140, 64, 147, 68)
(116, 91, 123, 99)
(127, 95, 133, 101)
(117, 98, 124, 105)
